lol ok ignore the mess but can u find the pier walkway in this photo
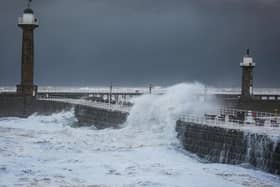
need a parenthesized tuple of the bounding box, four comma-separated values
(178, 108, 280, 136)
(39, 98, 131, 113)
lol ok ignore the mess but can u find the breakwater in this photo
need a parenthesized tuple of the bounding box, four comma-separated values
(176, 120, 280, 175)
(74, 105, 128, 129)
(0, 95, 72, 118)
(221, 98, 280, 113)
(44, 98, 129, 129)
(0, 95, 128, 129)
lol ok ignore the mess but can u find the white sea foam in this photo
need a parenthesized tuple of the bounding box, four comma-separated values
(0, 83, 279, 187)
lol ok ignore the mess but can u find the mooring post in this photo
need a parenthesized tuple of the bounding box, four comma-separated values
(149, 84, 152, 94)
(109, 82, 112, 108)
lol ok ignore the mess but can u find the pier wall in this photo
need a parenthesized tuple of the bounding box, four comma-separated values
(74, 105, 128, 129)
(236, 99, 280, 113)
(220, 97, 280, 113)
(0, 95, 72, 118)
(176, 120, 280, 175)
(0, 95, 128, 129)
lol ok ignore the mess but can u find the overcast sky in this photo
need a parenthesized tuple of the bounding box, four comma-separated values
(0, 0, 279, 87)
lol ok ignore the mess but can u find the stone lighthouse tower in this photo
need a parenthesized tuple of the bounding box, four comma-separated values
(240, 49, 255, 99)
(16, 0, 39, 96)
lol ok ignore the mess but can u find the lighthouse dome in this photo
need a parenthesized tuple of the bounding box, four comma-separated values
(19, 8, 38, 25)
(24, 8, 34, 14)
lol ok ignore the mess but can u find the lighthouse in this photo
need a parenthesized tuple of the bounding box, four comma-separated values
(16, 0, 39, 96)
(240, 49, 255, 99)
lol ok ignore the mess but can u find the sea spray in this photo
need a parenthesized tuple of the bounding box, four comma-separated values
(0, 110, 76, 131)
(125, 82, 218, 144)
(243, 131, 280, 172)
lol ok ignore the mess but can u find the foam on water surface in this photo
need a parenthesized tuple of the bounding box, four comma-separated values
(0, 83, 280, 187)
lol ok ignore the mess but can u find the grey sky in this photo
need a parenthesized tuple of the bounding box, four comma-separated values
(0, 0, 279, 87)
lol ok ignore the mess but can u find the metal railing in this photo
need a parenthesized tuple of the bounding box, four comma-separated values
(38, 97, 131, 113)
(179, 111, 280, 128)
(179, 115, 280, 127)
(217, 107, 279, 118)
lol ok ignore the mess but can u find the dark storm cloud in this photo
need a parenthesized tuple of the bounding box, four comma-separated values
(0, 0, 279, 87)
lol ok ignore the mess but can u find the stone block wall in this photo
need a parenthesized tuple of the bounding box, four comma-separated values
(221, 98, 280, 113)
(74, 105, 128, 129)
(237, 99, 280, 113)
(0, 95, 128, 129)
(176, 120, 280, 175)
(0, 95, 72, 117)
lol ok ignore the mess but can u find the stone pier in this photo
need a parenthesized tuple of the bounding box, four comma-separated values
(42, 98, 130, 129)
(0, 95, 72, 118)
(0, 95, 129, 129)
(176, 120, 280, 175)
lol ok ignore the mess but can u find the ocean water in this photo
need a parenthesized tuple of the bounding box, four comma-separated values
(0, 83, 280, 187)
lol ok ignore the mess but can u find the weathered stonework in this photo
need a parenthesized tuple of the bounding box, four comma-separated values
(0, 95, 128, 129)
(0, 95, 72, 118)
(74, 105, 128, 129)
(220, 98, 280, 113)
(176, 120, 280, 175)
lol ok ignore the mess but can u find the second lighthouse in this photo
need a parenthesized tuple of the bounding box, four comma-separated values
(240, 49, 255, 99)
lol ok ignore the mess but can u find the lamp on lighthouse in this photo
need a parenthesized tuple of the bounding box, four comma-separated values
(18, 0, 38, 26)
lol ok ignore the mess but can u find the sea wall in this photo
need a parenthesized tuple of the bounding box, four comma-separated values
(176, 120, 280, 175)
(0, 95, 128, 129)
(74, 104, 128, 129)
(0, 95, 72, 117)
(221, 98, 280, 113)
(237, 99, 280, 113)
